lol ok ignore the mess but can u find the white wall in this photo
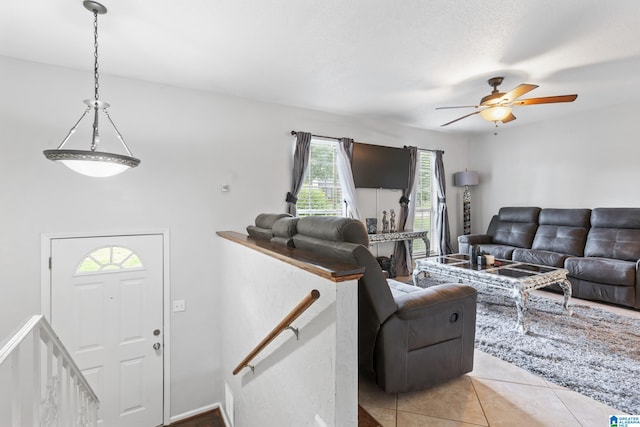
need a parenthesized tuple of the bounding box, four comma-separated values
(466, 104, 640, 235)
(218, 237, 358, 426)
(0, 55, 468, 417)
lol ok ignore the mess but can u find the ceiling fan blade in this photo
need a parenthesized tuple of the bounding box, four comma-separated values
(440, 111, 481, 127)
(499, 84, 538, 103)
(435, 105, 479, 110)
(511, 94, 578, 106)
(501, 112, 517, 123)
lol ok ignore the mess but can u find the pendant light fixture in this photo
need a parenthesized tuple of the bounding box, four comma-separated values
(43, 1, 140, 177)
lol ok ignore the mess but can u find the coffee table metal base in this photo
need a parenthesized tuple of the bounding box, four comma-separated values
(511, 279, 573, 333)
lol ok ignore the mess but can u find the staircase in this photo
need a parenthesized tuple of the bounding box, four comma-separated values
(0, 315, 99, 426)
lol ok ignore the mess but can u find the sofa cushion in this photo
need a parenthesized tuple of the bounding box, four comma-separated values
(491, 207, 540, 248)
(246, 226, 273, 240)
(539, 208, 591, 227)
(272, 216, 299, 238)
(565, 257, 636, 286)
(530, 208, 591, 256)
(271, 217, 299, 246)
(478, 244, 518, 260)
(512, 248, 569, 268)
(296, 216, 369, 246)
(498, 206, 541, 223)
(255, 212, 292, 229)
(531, 225, 588, 256)
(492, 223, 539, 248)
(591, 207, 640, 229)
(585, 208, 640, 261)
(247, 212, 293, 240)
(292, 235, 359, 262)
(584, 228, 640, 261)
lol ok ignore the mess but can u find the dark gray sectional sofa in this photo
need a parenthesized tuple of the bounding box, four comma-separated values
(458, 207, 640, 310)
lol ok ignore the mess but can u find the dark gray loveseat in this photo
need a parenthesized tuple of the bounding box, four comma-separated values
(247, 214, 478, 393)
(459, 207, 640, 309)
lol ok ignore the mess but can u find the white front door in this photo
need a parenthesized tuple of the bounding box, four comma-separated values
(50, 234, 164, 426)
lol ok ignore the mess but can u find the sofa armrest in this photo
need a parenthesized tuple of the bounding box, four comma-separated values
(458, 234, 493, 256)
(375, 283, 477, 391)
(394, 284, 477, 320)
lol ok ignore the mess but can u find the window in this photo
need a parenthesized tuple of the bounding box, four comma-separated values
(413, 150, 436, 257)
(297, 138, 345, 217)
(76, 246, 143, 274)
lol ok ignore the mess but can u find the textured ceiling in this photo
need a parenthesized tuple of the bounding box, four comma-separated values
(1, 0, 639, 134)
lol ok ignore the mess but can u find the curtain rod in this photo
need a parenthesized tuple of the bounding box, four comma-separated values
(290, 130, 346, 142)
(290, 130, 444, 154)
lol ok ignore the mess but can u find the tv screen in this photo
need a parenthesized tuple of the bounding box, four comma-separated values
(351, 143, 410, 189)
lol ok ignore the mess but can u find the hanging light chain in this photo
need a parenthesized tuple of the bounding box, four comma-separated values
(93, 9, 100, 102)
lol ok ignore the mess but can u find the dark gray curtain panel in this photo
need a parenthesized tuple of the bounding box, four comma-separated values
(434, 150, 453, 255)
(393, 146, 418, 276)
(286, 132, 312, 216)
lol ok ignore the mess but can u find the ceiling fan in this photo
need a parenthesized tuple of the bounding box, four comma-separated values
(437, 77, 577, 127)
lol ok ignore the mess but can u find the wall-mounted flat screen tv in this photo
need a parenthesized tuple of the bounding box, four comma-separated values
(351, 142, 410, 189)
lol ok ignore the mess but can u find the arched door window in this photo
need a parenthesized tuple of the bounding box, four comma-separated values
(76, 246, 143, 274)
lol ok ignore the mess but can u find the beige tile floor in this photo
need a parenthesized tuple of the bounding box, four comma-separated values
(359, 290, 640, 427)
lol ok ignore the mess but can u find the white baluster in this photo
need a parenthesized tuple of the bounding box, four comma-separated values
(65, 364, 71, 426)
(72, 375, 78, 427)
(91, 399, 98, 427)
(0, 316, 99, 427)
(56, 354, 63, 427)
(41, 339, 57, 426)
(11, 348, 20, 427)
(33, 328, 41, 427)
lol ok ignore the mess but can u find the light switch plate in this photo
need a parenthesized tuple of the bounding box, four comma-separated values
(172, 300, 186, 312)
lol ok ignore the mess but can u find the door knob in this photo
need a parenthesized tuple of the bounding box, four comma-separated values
(153, 342, 161, 351)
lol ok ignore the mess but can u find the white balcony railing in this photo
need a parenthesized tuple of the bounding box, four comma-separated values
(0, 315, 99, 426)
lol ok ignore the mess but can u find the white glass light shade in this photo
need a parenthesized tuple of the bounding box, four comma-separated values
(453, 171, 479, 187)
(43, 3, 140, 178)
(43, 149, 140, 178)
(480, 106, 512, 122)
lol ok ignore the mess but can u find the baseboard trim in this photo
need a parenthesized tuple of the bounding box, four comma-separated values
(169, 402, 225, 424)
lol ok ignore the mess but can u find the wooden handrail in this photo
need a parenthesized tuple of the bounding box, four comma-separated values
(233, 289, 321, 375)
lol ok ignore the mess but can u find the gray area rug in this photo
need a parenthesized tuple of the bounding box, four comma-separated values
(414, 275, 640, 414)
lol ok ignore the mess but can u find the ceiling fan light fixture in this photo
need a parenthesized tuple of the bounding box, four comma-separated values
(43, 1, 140, 177)
(480, 106, 512, 122)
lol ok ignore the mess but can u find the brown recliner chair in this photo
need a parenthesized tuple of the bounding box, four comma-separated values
(288, 216, 478, 393)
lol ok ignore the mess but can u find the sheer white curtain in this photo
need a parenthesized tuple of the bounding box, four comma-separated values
(336, 137, 361, 219)
(403, 169, 419, 266)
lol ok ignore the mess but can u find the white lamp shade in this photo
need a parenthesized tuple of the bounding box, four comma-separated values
(59, 159, 131, 177)
(453, 171, 479, 187)
(480, 106, 512, 122)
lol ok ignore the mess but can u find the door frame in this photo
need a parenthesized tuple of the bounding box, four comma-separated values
(41, 229, 171, 425)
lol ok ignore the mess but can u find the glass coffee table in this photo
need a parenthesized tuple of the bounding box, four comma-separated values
(413, 253, 573, 334)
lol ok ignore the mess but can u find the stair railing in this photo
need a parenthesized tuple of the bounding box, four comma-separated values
(233, 289, 320, 375)
(0, 314, 99, 427)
